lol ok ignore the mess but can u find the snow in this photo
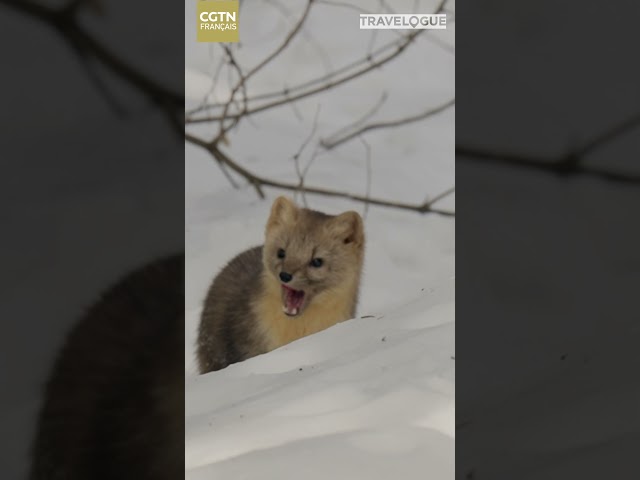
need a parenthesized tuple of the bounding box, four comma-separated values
(185, 289, 454, 479)
(185, 1, 455, 478)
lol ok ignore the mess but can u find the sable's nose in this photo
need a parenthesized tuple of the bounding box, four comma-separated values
(279, 272, 292, 283)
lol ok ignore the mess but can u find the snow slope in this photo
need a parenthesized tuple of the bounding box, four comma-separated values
(185, 1, 455, 478)
(185, 282, 454, 479)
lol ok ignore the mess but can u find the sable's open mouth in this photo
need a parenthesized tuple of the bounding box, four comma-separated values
(281, 284, 305, 316)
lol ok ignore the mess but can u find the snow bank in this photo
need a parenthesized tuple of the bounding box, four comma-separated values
(185, 278, 454, 479)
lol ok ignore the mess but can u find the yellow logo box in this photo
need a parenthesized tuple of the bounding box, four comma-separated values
(197, 0, 239, 43)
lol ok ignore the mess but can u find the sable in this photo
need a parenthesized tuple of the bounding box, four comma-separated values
(197, 196, 365, 374)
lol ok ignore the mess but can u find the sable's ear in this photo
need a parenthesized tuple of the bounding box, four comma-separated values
(266, 196, 298, 233)
(332, 211, 364, 247)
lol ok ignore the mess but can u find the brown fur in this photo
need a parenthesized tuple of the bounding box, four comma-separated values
(29, 255, 184, 480)
(197, 197, 365, 374)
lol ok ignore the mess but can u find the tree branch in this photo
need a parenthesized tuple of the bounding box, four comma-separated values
(1, 0, 184, 133)
(457, 112, 640, 183)
(186, 31, 423, 124)
(215, 0, 314, 141)
(185, 0, 455, 217)
(322, 98, 455, 149)
(292, 104, 322, 207)
(185, 133, 455, 217)
(359, 136, 373, 219)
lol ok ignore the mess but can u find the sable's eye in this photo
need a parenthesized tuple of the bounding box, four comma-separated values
(310, 258, 323, 268)
(277, 248, 286, 259)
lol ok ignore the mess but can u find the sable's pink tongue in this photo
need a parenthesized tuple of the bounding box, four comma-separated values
(283, 286, 304, 315)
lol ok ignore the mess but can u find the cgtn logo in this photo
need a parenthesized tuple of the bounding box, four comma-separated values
(359, 14, 447, 30)
(199, 11, 237, 31)
(197, 0, 239, 42)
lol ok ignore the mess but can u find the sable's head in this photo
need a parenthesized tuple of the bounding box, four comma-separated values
(263, 196, 364, 317)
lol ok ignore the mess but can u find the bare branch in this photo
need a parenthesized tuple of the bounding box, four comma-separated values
(246, 0, 314, 81)
(67, 41, 126, 116)
(186, 31, 423, 124)
(322, 98, 455, 149)
(187, 32, 404, 117)
(265, 0, 334, 75)
(435, 0, 449, 14)
(379, 0, 396, 14)
(185, 133, 455, 217)
(292, 105, 322, 207)
(359, 136, 373, 219)
(184, 0, 456, 217)
(332, 91, 389, 140)
(1, 0, 183, 132)
(215, 0, 314, 141)
(423, 32, 455, 54)
(365, 0, 405, 58)
(293, 104, 322, 162)
(264, 0, 294, 16)
(458, 111, 640, 183)
(186, 46, 228, 117)
(424, 186, 455, 207)
(573, 111, 640, 158)
(457, 147, 640, 183)
(285, 86, 305, 122)
(315, 0, 372, 14)
(188, 0, 449, 123)
(218, 44, 249, 139)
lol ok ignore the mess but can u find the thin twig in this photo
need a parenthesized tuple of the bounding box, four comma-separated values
(359, 136, 373, 219)
(188, 0, 449, 120)
(423, 33, 455, 54)
(200, 38, 398, 110)
(187, 31, 423, 124)
(322, 98, 455, 149)
(67, 41, 126, 116)
(573, 111, 640, 158)
(457, 111, 640, 184)
(186, 45, 226, 117)
(293, 105, 322, 162)
(215, 0, 314, 141)
(185, 133, 455, 216)
(302, 144, 323, 180)
(219, 45, 250, 139)
(185, 0, 456, 216)
(315, 0, 372, 14)
(246, 0, 313, 80)
(424, 186, 455, 207)
(379, 0, 396, 14)
(325, 91, 388, 145)
(457, 147, 640, 183)
(265, 0, 333, 75)
(1, 0, 183, 132)
(292, 105, 322, 206)
(286, 89, 305, 121)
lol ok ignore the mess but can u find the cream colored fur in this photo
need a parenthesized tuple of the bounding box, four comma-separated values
(252, 270, 360, 350)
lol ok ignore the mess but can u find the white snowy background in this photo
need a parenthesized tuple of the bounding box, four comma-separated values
(185, 0, 455, 478)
